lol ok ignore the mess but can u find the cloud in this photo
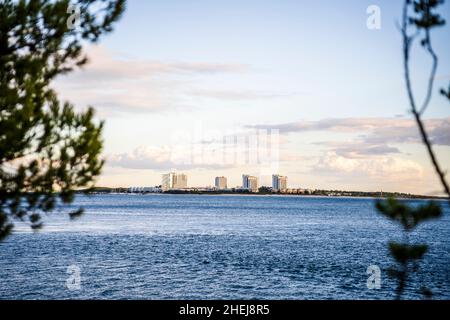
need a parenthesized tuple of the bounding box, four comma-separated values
(68, 46, 248, 80)
(107, 128, 287, 172)
(188, 89, 292, 101)
(247, 117, 450, 147)
(107, 146, 173, 170)
(54, 46, 250, 115)
(107, 146, 236, 171)
(314, 151, 424, 180)
(363, 118, 450, 146)
(247, 118, 391, 133)
(313, 141, 401, 158)
(245, 117, 445, 190)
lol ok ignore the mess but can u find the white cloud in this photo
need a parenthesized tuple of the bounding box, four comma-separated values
(313, 141, 401, 158)
(106, 127, 285, 172)
(188, 89, 292, 101)
(248, 117, 450, 146)
(53, 45, 250, 115)
(107, 145, 235, 171)
(314, 151, 424, 180)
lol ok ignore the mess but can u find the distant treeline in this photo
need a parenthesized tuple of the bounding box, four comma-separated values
(79, 187, 444, 200)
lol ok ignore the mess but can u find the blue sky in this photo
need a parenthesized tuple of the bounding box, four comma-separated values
(55, 0, 450, 194)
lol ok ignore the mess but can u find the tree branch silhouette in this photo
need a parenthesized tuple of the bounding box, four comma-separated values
(0, 0, 126, 241)
(401, 0, 449, 203)
(376, 0, 448, 300)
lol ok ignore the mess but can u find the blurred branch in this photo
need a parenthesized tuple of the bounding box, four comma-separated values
(401, 0, 450, 204)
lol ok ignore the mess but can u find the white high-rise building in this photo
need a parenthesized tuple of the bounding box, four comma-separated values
(242, 174, 258, 192)
(215, 176, 227, 189)
(161, 172, 188, 191)
(272, 174, 287, 192)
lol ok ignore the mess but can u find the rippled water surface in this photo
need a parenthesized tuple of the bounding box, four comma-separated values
(0, 194, 448, 299)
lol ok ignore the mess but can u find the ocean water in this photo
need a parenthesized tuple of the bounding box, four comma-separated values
(0, 194, 448, 300)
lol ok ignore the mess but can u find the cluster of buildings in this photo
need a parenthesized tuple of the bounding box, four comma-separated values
(156, 172, 289, 193)
(218, 174, 287, 192)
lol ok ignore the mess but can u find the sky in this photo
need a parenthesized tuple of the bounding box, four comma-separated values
(55, 0, 450, 195)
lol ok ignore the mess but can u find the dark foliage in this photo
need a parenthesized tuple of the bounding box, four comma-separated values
(376, 198, 442, 299)
(0, 0, 125, 240)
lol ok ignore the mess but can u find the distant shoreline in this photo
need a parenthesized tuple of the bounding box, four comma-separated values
(96, 193, 448, 202)
(80, 187, 446, 201)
